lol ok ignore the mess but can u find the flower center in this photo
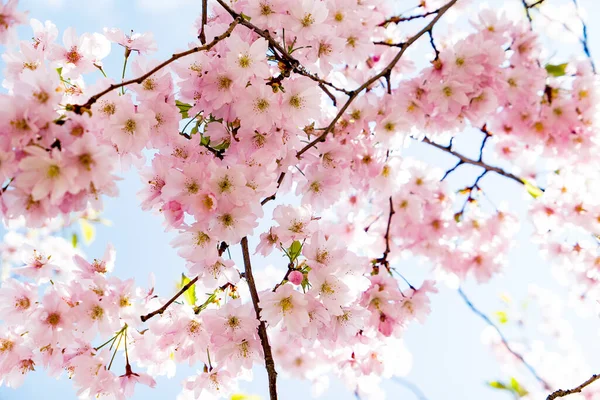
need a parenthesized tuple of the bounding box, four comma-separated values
(66, 47, 82, 64)
(47, 312, 61, 327)
(47, 165, 61, 179)
(278, 296, 293, 314)
(123, 119, 137, 134)
(253, 98, 270, 113)
(301, 13, 314, 27)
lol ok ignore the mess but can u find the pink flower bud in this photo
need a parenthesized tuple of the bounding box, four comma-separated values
(288, 270, 303, 285)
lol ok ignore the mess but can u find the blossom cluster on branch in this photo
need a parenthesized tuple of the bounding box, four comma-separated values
(0, 0, 599, 399)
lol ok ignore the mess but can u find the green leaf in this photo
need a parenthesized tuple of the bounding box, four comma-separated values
(300, 275, 310, 291)
(231, 394, 260, 400)
(240, 12, 252, 21)
(510, 377, 529, 397)
(212, 141, 230, 151)
(522, 179, 543, 199)
(545, 63, 568, 77)
(179, 274, 197, 306)
(288, 240, 302, 263)
(488, 379, 529, 398)
(494, 310, 508, 324)
(56, 67, 63, 77)
(191, 126, 198, 135)
(176, 100, 192, 119)
(200, 135, 210, 146)
(79, 219, 96, 245)
(71, 233, 78, 248)
(488, 381, 508, 390)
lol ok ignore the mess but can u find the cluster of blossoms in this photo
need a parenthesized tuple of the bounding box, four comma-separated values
(0, 0, 599, 399)
(529, 165, 600, 305)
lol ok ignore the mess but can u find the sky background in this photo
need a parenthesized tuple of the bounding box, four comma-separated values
(2, 0, 600, 399)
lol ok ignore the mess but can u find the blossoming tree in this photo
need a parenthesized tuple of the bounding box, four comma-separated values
(0, 0, 598, 399)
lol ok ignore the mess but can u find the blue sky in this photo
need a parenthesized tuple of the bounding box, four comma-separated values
(2, 1, 600, 400)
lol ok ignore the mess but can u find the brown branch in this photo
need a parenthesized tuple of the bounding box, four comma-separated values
(296, 0, 458, 159)
(240, 237, 278, 400)
(420, 137, 527, 187)
(375, 197, 394, 271)
(70, 20, 240, 115)
(522, 0, 534, 24)
(547, 374, 600, 399)
(215, 0, 352, 97)
(260, 172, 286, 206)
(527, 0, 546, 8)
(140, 242, 229, 322)
(199, 0, 208, 44)
(140, 276, 199, 322)
(379, 8, 440, 27)
(373, 41, 405, 48)
(1, 177, 14, 193)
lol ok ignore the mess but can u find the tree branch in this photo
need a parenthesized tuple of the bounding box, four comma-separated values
(374, 196, 394, 272)
(527, 0, 546, 8)
(379, 8, 441, 27)
(458, 288, 551, 391)
(260, 171, 286, 206)
(546, 374, 600, 399)
(140, 276, 198, 322)
(70, 20, 239, 115)
(199, 0, 208, 44)
(240, 236, 278, 400)
(215, 0, 352, 97)
(420, 137, 527, 187)
(296, 0, 458, 159)
(139, 242, 229, 322)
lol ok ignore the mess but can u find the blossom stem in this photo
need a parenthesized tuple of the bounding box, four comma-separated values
(120, 52, 129, 95)
(94, 64, 108, 78)
(124, 326, 130, 367)
(546, 373, 600, 399)
(107, 329, 124, 370)
(206, 347, 213, 371)
(240, 236, 278, 400)
(94, 326, 126, 351)
(181, 111, 202, 134)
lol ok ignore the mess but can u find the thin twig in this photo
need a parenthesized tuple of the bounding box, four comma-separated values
(427, 29, 440, 60)
(379, 6, 443, 27)
(522, 0, 534, 24)
(546, 374, 600, 399)
(527, 0, 546, 7)
(458, 288, 551, 390)
(571, 0, 596, 73)
(296, 0, 458, 159)
(375, 197, 395, 271)
(241, 237, 278, 400)
(70, 20, 239, 115)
